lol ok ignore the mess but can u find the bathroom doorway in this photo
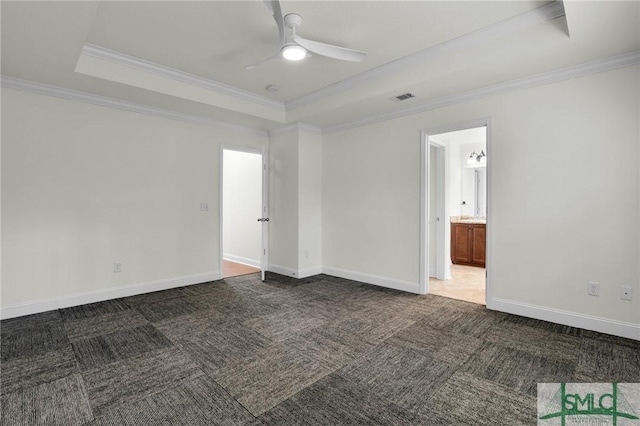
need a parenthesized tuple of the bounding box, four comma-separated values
(420, 123, 489, 305)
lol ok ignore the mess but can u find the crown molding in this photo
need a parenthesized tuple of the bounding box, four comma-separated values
(4, 49, 638, 139)
(268, 123, 299, 138)
(286, 2, 566, 110)
(298, 122, 323, 135)
(81, 43, 285, 112)
(268, 122, 322, 138)
(323, 50, 640, 135)
(1, 76, 268, 138)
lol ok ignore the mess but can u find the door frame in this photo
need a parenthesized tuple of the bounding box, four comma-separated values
(427, 139, 449, 281)
(219, 145, 269, 281)
(419, 118, 493, 307)
(427, 138, 451, 280)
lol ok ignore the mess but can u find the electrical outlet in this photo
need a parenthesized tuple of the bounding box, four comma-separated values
(620, 286, 633, 301)
(587, 281, 600, 296)
(114, 262, 122, 273)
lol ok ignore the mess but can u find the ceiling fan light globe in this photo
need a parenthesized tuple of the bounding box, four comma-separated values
(282, 45, 306, 61)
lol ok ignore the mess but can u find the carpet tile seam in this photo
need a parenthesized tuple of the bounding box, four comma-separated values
(85, 367, 207, 417)
(0, 361, 82, 396)
(204, 373, 260, 422)
(227, 365, 334, 420)
(86, 371, 207, 421)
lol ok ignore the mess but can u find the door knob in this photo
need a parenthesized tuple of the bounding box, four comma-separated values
(257, 218, 270, 222)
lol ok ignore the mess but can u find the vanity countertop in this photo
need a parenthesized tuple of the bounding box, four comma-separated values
(451, 216, 486, 224)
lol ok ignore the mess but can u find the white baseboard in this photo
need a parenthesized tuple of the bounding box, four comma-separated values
(223, 254, 260, 269)
(7, 266, 635, 342)
(298, 267, 323, 279)
(490, 298, 640, 341)
(268, 264, 419, 293)
(322, 266, 421, 294)
(0, 271, 220, 320)
(268, 263, 298, 278)
(266, 264, 321, 279)
(428, 267, 452, 280)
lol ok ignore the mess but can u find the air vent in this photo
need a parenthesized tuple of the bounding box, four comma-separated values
(390, 92, 416, 102)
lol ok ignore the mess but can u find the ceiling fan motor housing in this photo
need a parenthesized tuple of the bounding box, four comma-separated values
(284, 13, 303, 29)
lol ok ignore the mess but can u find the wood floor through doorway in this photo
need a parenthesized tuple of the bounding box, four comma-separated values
(223, 260, 260, 278)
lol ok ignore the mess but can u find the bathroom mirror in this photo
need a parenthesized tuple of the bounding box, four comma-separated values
(462, 166, 486, 218)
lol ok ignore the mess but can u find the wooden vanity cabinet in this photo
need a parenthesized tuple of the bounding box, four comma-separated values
(451, 223, 486, 267)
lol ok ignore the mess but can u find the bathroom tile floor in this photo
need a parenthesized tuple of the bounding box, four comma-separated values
(429, 264, 485, 305)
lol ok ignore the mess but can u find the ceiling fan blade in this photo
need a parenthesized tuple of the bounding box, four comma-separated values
(293, 36, 366, 62)
(245, 52, 281, 70)
(263, 0, 285, 48)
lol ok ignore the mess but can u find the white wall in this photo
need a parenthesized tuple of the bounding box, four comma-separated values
(428, 145, 438, 275)
(268, 126, 322, 277)
(449, 143, 463, 218)
(298, 130, 322, 276)
(322, 122, 420, 289)
(322, 66, 640, 338)
(268, 131, 299, 275)
(222, 149, 262, 267)
(1, 88, 267, 317)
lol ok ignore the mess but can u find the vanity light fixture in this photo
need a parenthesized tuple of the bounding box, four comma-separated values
(467, 150, 487, 164)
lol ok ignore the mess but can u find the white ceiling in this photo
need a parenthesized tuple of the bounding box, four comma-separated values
(2, 1, 639, 132)
(85, 1, 547, 102)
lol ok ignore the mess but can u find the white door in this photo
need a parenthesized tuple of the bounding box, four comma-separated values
(429, 142, 448, 281)
(259, 146, 269, 281)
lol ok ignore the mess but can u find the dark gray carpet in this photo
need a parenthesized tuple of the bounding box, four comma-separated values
(71, 324, 173, 370)
(258, 373, 420, 425)
(1, 374, 93, 426)
(416, 372, 537, 425)
(462, 341, 578, 396)
(64, 310, 150, 341)
(82, 346, 204, 416)
(88, 375, 253, 426)
(1, 272, 638, 425)
(59, 299, 130, 321)
(338, 343, 454, 411)
(1, 346, 78, 396)
(1, 322, 69, 361)
(215, 342, 332, 415)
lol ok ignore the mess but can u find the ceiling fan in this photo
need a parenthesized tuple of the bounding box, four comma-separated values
(246, 0, 367, 69)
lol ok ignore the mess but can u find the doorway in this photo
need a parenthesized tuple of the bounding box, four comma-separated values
(420, 122, 490, 305)
(221, 148, 267, 279)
